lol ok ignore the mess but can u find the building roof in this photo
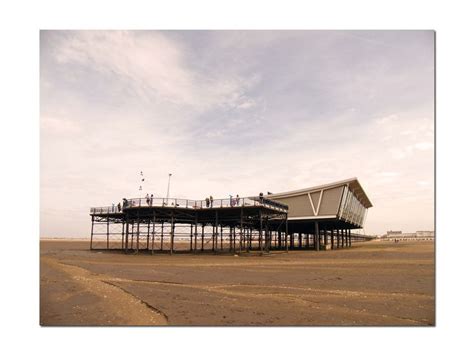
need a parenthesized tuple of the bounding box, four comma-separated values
(266, 177, 373, 208)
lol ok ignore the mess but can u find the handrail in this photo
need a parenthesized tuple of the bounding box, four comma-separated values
(90, 196, 288, 215)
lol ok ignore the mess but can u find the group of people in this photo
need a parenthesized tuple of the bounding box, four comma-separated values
(117, 198, 134, 211)
(256, 192, 284, 209)
(112, 192, 279, 212)
(205, 195, 214, 208)
(203, 194, 242, 208)
(229, 194, 240, 207)
(109, 199, 125, 213)
(145, 193, 154, 206)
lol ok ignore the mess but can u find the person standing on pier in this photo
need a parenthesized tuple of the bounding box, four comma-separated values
(236, 194, 240, 206)
(210, 195, 214, 207)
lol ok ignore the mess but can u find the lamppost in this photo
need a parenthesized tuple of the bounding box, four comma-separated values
(166, 173, 172, 205)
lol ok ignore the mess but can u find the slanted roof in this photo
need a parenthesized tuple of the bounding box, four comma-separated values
(266, 177, 373, 208)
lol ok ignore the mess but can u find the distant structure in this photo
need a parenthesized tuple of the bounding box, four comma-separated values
(380, 230, 435, 241)
(89, 177, 374, 254)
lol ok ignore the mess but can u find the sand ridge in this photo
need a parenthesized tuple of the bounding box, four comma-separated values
(41, 256, 167, 325)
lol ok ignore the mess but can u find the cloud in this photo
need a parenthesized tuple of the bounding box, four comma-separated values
(41, 115, 82, 135)
(40, 30, 434, 237)
(236, 99, 257, 109)
(414, 142, 434, 151)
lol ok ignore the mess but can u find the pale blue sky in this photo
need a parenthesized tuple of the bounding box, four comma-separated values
(40, 30, 434, 236)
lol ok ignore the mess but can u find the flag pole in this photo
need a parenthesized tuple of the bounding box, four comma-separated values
(166, 173, 172, 204)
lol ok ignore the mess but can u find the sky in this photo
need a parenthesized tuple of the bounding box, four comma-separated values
(40, 30, 434, 237)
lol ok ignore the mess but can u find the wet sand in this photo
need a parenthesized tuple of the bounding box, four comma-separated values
(40, 240, 435, 326)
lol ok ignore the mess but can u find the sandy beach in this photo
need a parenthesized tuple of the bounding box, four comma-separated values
(40, 240, 434, 326)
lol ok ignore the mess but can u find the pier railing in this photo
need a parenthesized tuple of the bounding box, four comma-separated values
(90, 196, 288, 215)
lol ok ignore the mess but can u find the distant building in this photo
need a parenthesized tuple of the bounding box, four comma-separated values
(380, 230, 434, 241)
(415, 231, 434, 238)
(387, 230, 403, 237)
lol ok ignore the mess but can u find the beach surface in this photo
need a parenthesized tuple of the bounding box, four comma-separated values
(40, 240, 434, 326)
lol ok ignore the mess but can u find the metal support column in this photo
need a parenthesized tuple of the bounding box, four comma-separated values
(194, 215, 198, 253)
(249, 228, 252, 251)
(201, 224, 205, 251)
(136, 217, 140, 254)
(125, 220, 129, 253)
(315, 221, 320, 251)
(239, 208, 243, 254)
(106, 217, 110, 250)
(170, 213, 175, 255)
(264, 220, 269, 253)
(160, 221, 164, 251)
(259, 210, 263, 253)
(90, 216, 94, 250)
(151, 213, 156, 254)
(211, 225, 215, 251)
(146, 221, 150, 250)
(233, 226, 237, 251)
(121, 221, 125, 250)
(221, 225, 223, 251)
(215, 210, 219, 253)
